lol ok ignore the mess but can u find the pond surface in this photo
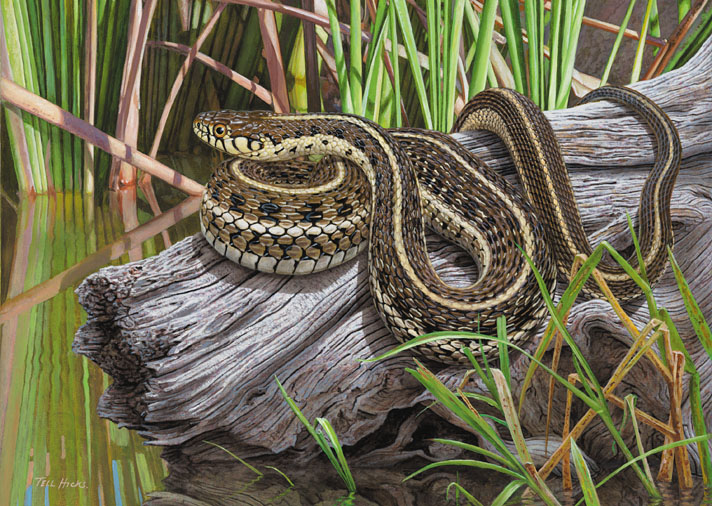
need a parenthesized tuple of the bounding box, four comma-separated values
(1, 168, 710, 505)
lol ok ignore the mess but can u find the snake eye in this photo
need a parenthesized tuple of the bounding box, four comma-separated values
(213, 123, 227, 138)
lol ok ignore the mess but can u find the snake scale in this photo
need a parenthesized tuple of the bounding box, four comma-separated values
(193, 86, 681, 364)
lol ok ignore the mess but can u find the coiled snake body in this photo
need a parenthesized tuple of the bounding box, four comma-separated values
(193, 87, 680, 363)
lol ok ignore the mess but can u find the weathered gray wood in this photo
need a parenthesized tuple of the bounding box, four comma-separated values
(74, 37, 712, 471)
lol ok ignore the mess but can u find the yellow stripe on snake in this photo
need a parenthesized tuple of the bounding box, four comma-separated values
(193, 86, 681, 364)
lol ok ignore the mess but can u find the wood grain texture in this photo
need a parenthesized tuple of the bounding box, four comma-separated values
(74, 37, 712, 471)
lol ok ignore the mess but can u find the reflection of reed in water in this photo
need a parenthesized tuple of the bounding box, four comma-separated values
(0, 193, 201, 506)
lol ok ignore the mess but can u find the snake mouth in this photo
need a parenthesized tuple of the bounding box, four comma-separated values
(192, 115, 212, 142)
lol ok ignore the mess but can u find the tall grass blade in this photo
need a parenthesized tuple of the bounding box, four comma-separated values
(275, 377, 356, 493)
(570, 440, 600, 505)
(556, 0, 586, 108)
(446, 481, 485, 506)
(462, 1, 500, 89)
(431, 438, 513, 467)
(588, 434, 711, 500)
(446, 0, 465, 131)
(496, 316, 510, 386)
(689, 372, 712, 484)
(499, 0, 526, 94)
(491, 480, 526, 506)
(600, 0, 637, 85)
(667, 247, 712, 358)
(361, 1, 389, 117)
(523, 0, 541, 104)
(404, 459, 523, 481)
(387, 0, 402, 127)
(426, 0, 437, 127)
(468, 0, 497, 98)
(546, 0, 563, 108)
(325, 0, 352, 113)
(202, 441, 263, 475)
(349, 0, 362, 114)
(492, 370, 535, 466)
(316, 417, 356, 492)
(624, 395, 656, 485)
(649, 0, 661, 55)
(2, 0, 46, 193)
(393, 0, 432, 128)
(630, 0, 655, 83)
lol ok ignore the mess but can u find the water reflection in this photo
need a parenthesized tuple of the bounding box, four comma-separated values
(0, 192, 199, 506)
(146, 456, 712, 505)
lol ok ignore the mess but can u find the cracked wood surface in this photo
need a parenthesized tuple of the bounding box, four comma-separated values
(74, 37, 712, 471)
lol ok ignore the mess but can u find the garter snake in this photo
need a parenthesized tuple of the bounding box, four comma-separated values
(193, 86, 680, 363)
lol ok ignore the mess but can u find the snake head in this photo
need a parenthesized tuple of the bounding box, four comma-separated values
(193, 110, 271, 156)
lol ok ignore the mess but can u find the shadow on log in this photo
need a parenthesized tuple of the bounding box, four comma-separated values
(74, 37, 712, 474)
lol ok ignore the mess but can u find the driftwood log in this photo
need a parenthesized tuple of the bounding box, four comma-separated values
(75, 37, 712, 477)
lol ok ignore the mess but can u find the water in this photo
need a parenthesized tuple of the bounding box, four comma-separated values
(0, 188, 196, 506)
(1, 185, 709, 505)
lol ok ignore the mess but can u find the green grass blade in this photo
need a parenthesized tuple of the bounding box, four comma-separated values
(649, 0, 660, 56)
(446, 481, 485, 506)
(431, 438, 513, 467)
(546, 0, 563, 109)
(499, 0, 526, 93)
(624, 395, 656, 487)
(463, 1, 499, 89)
(689, 371, 712, 485)
(275, 376, 349, 487)
(659, 308, 693, 374)
(393, 0, 432, 128)
(496, 316, 511, 387)
(437, 0, 445, 129)
(462, 346, 498, 402)
(678, 0, 691, 22)
(362, 330, 493, 362)
(492, 369, 534, 466)
(667, 247, 712, 359)
(316, 417, 356, 492)
(570, 440, 600, 506)
(426, 0, 438, 128)
(444, 0, 466, 131)
(582, 434, 712, 505)
(325, 0, 353, 113)
(264, 465, 294, 487)
(404, 459, 524, 482)
(491, 480, 526, 506)
(555, 0, 586, 108)
(524, 0, 541, 104)
(349, 0, 362, 114)
(361, 10, 389, 117)
(202, 441, 262, 476)
(460, 391, 501, 410)
(406, 365, 510, 449)
(600, 0, 637, 85)
(518, 244, 605, 403)
(468, 0, 497, 98)
(387, 0, 402, 127)
(630, 0, 654, 83)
